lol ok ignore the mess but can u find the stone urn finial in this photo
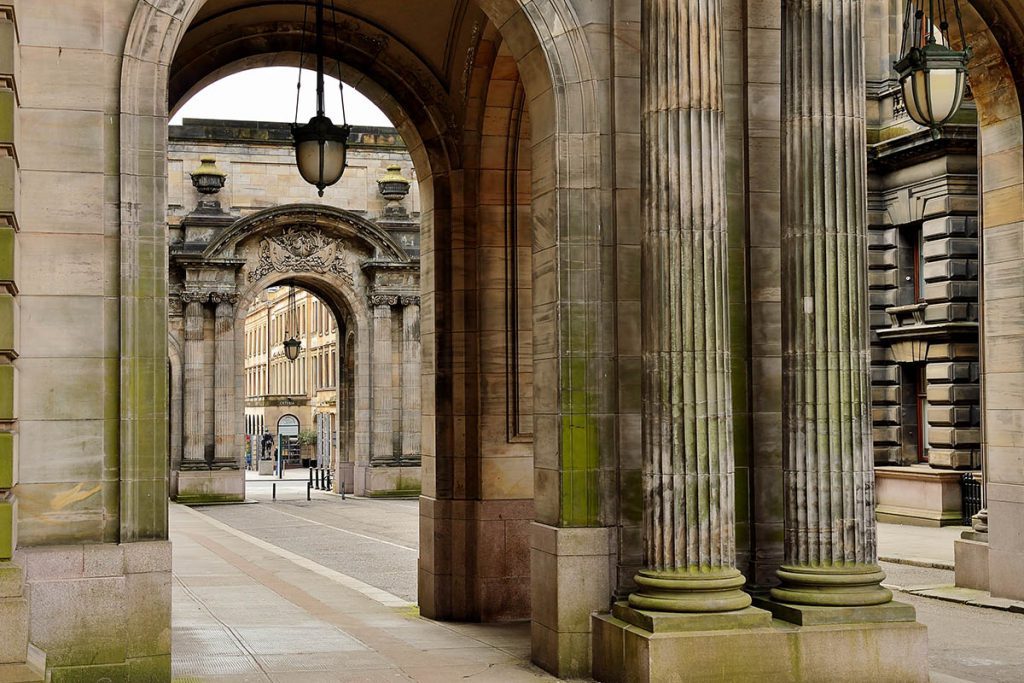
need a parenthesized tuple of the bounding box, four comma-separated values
(377, 164, 410, 217)
(190, 157, 227, 196)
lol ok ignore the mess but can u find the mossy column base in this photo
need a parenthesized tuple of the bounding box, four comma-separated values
(592, 608, 928, 683)
(771, 564, 893, 607)
(629, 568, 752, 613)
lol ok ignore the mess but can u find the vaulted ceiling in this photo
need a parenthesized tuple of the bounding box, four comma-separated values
(170, 0, 488, 114)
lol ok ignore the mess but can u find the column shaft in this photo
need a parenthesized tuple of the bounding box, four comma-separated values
(629, 0, 749, 613)
(183, 298, 205, 462)
(214, 297, 236, 464)
(775, 0, 891, 606)
(401, 299, 421, 463)
(371, 297, 395, 465)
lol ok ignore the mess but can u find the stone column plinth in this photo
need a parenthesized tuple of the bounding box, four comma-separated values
(401, 297, 421, 463)
(182, 295, 206, 463)
(213, 294, 237, 465)
(627, 0, 749, 614)
(371, 295, 396, 465)
(774, 0, 891, 607)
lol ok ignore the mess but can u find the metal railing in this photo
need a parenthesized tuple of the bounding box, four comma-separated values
(961, 472, 982, 526)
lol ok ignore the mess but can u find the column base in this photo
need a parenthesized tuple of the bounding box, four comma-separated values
(593, 601, 927, 682)
(770, 564, 892, 607)
(752, 595, 916, 626)
(628, 566, 752, 612)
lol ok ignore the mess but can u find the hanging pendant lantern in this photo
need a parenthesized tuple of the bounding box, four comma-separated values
(894, 0, 971, 128)
(283, 284, 302, 362)
(292, 0, 351, 196)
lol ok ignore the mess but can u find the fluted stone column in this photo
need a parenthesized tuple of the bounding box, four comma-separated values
(628, 0, 749, 613)
(213, 293, 237, 465)
(371, 295, 396, 465)
(401, 297, 421, 463)
(183, 294, 206, 462)
(774, 0, 891, 606)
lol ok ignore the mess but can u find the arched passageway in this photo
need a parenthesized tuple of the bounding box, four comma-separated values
(167, 203, 420, 501)
(119, 0, 617, 676)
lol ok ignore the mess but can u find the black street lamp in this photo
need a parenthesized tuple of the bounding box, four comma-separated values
(894, 0, 971, 128)
(292, 0, 351, 196)
(283, 284, 302, 362)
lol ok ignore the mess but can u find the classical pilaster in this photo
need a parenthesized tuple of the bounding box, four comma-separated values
(212, 293, 238, 465)
(774, 0, 891, 606)
(401, 297, 421, 463)
(182, 294, 206, 462)
(370, 295, 397, 465)
(628, 0, 749, 613)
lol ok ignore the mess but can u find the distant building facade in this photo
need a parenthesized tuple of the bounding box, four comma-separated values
(243, 286, 342, 469)
(166, 119, 421, 501)
(863, 14, 981, 528)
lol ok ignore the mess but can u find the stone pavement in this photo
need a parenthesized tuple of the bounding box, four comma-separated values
(171, 494, 1024, 682)
(878, 521, 964, 569)
(170, 502, 555, 682)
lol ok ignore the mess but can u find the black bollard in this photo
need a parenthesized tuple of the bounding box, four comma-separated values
(309, 468, 313, 486)
(272, 482, 276, 500)
(307, 482, 311, 501)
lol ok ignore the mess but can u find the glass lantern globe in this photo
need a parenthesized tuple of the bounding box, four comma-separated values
(292, 115, 351, 197)
(283, 337, 302, 362)
(894, 42, 969, 128)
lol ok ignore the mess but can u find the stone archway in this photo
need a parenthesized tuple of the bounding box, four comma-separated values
(169, 203, 420, 501)
(120, 0, 618, 675)
(946, 0, 1024, 602)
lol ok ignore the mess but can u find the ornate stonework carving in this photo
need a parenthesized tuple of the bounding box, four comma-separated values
(168, 294, 184, 317)
(369, 294, 399, 307)
(399, 295, 421, 306)
(209, 292, 239, 306)
(248, 228, 355, 284)
(179, 290, 209, 305)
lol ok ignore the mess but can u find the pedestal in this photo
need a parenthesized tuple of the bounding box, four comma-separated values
(592, 600, 927, 682)
(875, 465, 972, 527)
(175, 467, 244, 504)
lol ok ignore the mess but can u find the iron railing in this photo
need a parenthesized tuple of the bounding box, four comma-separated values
(961, 472, 982, 526)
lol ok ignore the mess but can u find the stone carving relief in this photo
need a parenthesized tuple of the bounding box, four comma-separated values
(369, 294, 400, 307)
(247, 228, 355, 285)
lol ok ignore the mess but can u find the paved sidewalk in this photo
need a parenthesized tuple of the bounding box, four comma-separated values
(170, 502, 555, 682)
(877, 522, 966, 569)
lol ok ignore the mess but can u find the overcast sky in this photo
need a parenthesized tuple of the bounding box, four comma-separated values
(169, 67, 393, 127)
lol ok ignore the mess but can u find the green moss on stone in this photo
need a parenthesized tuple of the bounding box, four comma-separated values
(0, 365, 13, 421)
(0, 499, 11, 559)
(174, 493, 244, 505)
(0, 227, 14, 283)
(0, 431, 12, 489)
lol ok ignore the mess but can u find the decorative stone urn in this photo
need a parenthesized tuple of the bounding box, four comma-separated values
(377, 164, 410, 217)
(190, 157, 228, 215)
(191, 157, 227, 195)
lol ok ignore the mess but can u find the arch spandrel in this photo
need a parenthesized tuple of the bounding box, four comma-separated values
(204, 204, 411, 264)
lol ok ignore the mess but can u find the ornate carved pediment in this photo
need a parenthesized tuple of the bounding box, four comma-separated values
(247, 227, 355, 285)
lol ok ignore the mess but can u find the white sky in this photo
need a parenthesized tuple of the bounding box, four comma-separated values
(169, 67, 393, 127)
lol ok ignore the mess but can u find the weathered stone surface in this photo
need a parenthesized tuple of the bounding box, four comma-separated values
(631, 0, 747, 614)
(776, 0, 891, 608)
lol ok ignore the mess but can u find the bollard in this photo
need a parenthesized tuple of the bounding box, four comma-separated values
(340, 478, 345, 500)
(309, 468, 314, 486)
(307, 482, 311, 501)
(272, 482, 276, 500)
